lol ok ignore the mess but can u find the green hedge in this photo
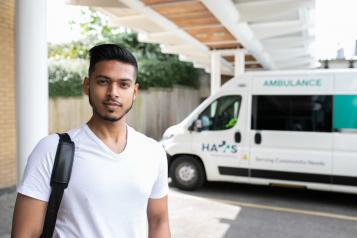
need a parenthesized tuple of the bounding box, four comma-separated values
(49, 57, 201, 97)
(48, 60, 87, 97)
(137, 59, 200, 89)
(48, 9, 202, 97)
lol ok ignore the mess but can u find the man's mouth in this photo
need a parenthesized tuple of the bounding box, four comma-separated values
(103, 100, 122, 108)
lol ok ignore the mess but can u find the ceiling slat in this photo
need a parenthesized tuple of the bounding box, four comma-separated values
(186, 26, 236, 42)
(223, 55, 257, 62)
(208, 42, 241, 50)
(152, 1, 207, 16)
(142, 0, 178, 5)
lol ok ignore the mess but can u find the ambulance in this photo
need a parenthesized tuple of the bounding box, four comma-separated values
(161, 69, 357, 194)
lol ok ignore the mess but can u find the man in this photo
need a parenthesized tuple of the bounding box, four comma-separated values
(12, 44, 171, 238)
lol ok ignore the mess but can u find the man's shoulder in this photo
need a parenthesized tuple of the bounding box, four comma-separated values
(36, 125, 83, 152)
(128, 126, 162, 149)
(34, 133, 61, 153)
(66, 125, 85, 141)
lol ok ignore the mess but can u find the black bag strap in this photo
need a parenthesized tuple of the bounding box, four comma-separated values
(40, 133, 75, 238)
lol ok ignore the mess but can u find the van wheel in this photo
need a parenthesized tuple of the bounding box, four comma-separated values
(169, 156, 205, 190)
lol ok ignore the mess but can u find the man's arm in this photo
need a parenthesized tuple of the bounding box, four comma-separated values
(11, 193, 47, 238)
(147, 195, 170, 238)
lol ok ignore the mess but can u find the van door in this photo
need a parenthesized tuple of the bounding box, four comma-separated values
(191, 93, 250, 183)
(249, 95, 333, 190)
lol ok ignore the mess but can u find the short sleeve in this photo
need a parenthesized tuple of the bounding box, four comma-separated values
(149, 146, 169, 199)
(17, 134, 59, 202)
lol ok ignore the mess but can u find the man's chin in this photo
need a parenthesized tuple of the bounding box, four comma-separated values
(92, 102, 133, 123)
(100, 113, 124, 122)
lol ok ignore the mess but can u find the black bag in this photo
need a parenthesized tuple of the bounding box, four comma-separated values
(40, 133, 75, 238)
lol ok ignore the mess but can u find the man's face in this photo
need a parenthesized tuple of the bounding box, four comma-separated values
(83, 60, 138, 122)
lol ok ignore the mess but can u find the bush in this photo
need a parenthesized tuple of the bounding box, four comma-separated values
(137, 58, 201, 90)
(48, 60, 87, 97)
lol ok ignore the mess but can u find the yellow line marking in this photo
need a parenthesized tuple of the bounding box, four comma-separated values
(212, 198, 357, 222)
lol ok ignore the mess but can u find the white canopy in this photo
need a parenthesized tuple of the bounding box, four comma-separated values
(67, 0, 316, 74)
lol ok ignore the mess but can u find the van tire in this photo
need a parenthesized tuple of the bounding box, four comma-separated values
(169, 156, 205, 190)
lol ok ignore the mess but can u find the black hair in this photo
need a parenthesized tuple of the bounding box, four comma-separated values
(88, 43, 138, 77)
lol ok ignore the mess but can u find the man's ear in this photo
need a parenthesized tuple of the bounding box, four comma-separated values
(83, 77, 90, 96)
(133, 83, 139, 100)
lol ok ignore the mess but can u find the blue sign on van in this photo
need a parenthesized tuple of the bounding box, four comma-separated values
(264, 79, 321, 87)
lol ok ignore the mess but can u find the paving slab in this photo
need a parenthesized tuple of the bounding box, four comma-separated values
(169, 190, 241, 238)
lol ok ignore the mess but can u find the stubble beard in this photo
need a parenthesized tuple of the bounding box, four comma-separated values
(88, 89, 134, 122)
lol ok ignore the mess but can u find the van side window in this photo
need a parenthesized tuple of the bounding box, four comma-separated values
(251, 95, 332, 132)
(199, 95, 242, 131)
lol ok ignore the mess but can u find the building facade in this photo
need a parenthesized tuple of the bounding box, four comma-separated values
(0, 0, 16, 189)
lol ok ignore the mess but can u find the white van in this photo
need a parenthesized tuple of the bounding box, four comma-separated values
(161, 69, 357, 194)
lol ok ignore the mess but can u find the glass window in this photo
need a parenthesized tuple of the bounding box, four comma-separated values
(251, 95, 332, 132)
(198, 95, 241, 131)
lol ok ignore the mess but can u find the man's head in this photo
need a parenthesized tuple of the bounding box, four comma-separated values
(88, 43, 138, 79)
(83, 44, 139, 123)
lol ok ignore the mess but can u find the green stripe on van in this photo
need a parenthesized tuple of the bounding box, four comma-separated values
(333, 95, 357, 129)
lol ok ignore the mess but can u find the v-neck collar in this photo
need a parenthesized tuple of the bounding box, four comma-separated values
(83, 123, 130, 159)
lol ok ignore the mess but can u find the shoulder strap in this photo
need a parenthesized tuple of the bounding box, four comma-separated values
(40, 133, 75, 238)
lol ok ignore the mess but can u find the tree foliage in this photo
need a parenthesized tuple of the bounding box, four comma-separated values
(48, 8, 201, 97)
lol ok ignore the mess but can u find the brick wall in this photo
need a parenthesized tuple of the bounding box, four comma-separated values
(0, 0, 16, 188)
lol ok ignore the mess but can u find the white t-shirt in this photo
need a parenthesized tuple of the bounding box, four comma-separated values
(18, 124, 169, 238)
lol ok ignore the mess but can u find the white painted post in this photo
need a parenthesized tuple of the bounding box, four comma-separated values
(16, 0, 48, 183)
(210, 51, 221, 95)
(234, 50, 245, 77)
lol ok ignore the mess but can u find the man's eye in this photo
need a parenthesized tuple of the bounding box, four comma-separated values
(98, 79, 108, 85)
(120, 82, 130, 88)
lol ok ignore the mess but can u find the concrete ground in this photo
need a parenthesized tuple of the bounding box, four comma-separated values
(0, 187, 16, 238)
(0, 187, 241, 238)
(168, 190, 241, 238)
(2, 184, 357, 238)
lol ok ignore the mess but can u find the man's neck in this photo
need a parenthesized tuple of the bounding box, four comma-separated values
(87, 115, 128, 153)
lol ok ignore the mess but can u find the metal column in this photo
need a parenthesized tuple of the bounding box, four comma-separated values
(210, 51, 221, 95)
(235, 50, 245, 75)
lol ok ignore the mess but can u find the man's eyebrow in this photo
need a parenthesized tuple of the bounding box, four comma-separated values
(94, 75, 134, 82)
(119, 79, 133, 82)
(95, 75, 111, 80)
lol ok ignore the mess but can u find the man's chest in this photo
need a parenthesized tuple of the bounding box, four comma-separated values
(60, 148, 159, 212)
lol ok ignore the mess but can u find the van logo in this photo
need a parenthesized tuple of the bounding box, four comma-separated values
(202, 141, 237, 154)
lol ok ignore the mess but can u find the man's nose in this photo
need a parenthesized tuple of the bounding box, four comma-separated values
(107, 83, 119, 97)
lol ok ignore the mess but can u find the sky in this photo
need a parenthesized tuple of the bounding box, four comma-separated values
(47, 1, 83, 44)
(315, 0, 357, 59)
(47, 0, 357, 60)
